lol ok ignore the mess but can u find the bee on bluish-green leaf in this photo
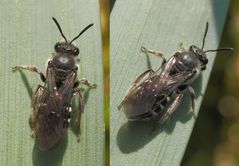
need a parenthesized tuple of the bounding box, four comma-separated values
(118, 22, 233, 130)
(13, 17, 96, 151)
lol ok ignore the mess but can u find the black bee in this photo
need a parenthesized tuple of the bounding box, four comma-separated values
(12, 17, 96, 150)
(118, 22, 233, 130)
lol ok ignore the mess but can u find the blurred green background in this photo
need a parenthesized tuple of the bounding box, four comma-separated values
(182, 0, 239, 165)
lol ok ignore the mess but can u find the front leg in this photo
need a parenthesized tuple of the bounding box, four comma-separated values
(74, 78, 97, 89)
(73, 89, 85, 142)
(178, 42, 186, 51)
(188, 86, 196, 119)
(12, 65, 46, 82)
(141, 46, 166, 64)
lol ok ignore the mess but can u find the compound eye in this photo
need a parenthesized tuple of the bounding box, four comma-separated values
(54, 42, 61, 51)
(73, 48, 79, 56)
(203, 58, 208, 64)
(75, 66, 78, 71)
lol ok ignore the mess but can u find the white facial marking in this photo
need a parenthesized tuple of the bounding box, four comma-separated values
(59, 56, 69, 64)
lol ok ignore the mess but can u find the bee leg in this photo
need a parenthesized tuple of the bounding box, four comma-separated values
(153, 94, 183, 131)
(12, 65, 46, 82)
(78, 78, 97, 89)
(188, 86, 197, 119)
(178, 42, 186, 51)
(31, 84, 44, 137)
(73, 89, 85, 142)
(118, 69, 155, 109)
(141, 46, 166, 64)
(31, 84, 44, 107)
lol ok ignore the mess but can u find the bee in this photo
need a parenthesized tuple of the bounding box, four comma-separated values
(12, 17, 96, 150)
(118, 22, 233, 130)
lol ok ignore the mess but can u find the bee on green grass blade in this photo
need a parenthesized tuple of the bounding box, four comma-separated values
(118, 22, 233, 130)
(13, 17, 96, 150)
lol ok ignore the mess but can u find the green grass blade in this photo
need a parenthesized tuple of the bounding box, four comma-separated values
(110, 0, 230, 165)
(0, 1, 104, 166)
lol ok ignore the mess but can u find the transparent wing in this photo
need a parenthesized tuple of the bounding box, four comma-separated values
(121, 56, 177, 101)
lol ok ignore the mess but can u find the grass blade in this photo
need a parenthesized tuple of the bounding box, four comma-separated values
(0, 1, 104, 166)
(110, 0, 230, 165)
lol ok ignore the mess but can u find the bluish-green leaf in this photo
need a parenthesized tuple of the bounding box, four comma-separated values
(110, 0, 230, 165)
(0, 1, 104, 166)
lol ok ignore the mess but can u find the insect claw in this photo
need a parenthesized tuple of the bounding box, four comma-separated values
(141, 46, 147, 53)
(91, 83, 97, 89)
(192, 112, 197, 120)
(117, 104, 122, 110)
(12, 66, 18, 72)
(31, 131, 35, 138)
(77, 135, 80, 142)
(117, 99, 126, 110)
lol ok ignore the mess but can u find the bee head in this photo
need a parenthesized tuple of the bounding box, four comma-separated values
(52, 17, 93, 57)
(54, 42, 79, 56)
(189, 22, 233, 69)
(189, 45, 208, 66)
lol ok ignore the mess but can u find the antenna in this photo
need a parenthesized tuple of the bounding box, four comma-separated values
(204, 48, 234, 53)
(201, 22, 209, 50)
(70, 23, 94, 44)
(52, 17, 68, 43)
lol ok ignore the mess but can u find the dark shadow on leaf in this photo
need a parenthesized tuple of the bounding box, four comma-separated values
(32, 135, 68, 166)
(117, 118, 173, 153)
(14, 70, 33, 98)
(110, 0, 116, 12)
(13, 70, 37, 135)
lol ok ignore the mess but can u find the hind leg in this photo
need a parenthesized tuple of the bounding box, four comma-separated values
(73, 89, 85, 142)
(12, 65, 46, 82)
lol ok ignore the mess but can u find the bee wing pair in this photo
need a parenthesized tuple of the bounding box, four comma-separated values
(32, 67, 77, 150)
